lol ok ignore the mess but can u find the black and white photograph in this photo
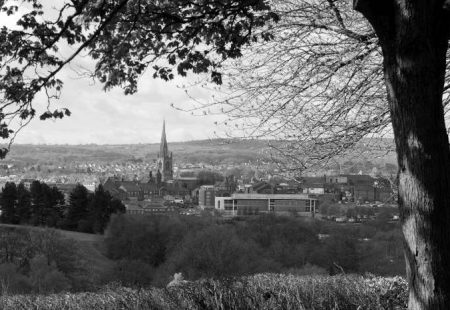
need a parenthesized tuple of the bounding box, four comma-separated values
(0, 0, 449, 309)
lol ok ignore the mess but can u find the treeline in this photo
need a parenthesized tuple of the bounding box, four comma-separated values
(104, 214, 405, 288)
(0, 181, 125, 233)
(0, 214, 404, 295)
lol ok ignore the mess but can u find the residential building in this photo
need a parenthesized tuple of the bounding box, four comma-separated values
(299, 177, 326, 194)
(103, 177, 157, 201)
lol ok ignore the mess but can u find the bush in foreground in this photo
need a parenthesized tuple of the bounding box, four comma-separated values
(0, 274, 407, 310)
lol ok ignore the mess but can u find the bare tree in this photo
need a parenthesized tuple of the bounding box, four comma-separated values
(180, 0, 450, 175)
(179, 1, 450, 308)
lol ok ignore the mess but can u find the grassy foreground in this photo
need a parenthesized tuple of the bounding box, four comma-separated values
(0, 274, 407, 310)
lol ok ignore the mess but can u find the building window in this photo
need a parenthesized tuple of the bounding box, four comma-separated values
(218, 201, 221, 208)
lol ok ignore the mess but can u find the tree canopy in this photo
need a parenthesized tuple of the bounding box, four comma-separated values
(0, 0, 277, 157)
(177, 0, 450, 172)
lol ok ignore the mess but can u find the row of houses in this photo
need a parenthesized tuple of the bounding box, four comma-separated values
(197, 174, 395, 219)
(197, 174, 394, 210)
(299, 174, 394, 202)
(102, 176, 200, 202)
(100, 173, 394, 217)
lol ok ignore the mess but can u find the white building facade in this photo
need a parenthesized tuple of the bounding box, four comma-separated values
(215, 193, 318, 217)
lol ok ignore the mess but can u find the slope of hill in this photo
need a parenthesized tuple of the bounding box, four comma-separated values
(0, 224, 114, 288)
(0, 138, 397, 172)
(1, 139, 271, 165)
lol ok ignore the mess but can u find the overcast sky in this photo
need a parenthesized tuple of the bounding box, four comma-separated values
(14, 71, 223, 145)
(1, 1, 225, 145)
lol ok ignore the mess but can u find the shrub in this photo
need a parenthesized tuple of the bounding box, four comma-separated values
(0, 274, 408, 310)
(29, 255, 71, 294)
(113, 259, 154, 287)
(283, 263, 328, 276)
(0, 263, 32, 295)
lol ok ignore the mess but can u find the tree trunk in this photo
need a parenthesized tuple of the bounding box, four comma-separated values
(354, 1, 450, 309)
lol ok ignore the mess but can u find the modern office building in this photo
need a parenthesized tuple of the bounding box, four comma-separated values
(215, 193, 318, 217)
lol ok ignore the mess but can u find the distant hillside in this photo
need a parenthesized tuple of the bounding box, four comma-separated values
(0, 138, 396, 166)
(1, 139, 272, 165)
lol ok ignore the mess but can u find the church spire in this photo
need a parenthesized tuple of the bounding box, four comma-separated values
(160, 120, 168, 158)
(157, 120, 173, 181)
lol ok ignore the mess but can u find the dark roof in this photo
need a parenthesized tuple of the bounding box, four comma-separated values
(342, 174, 375, 185)
(104, 178, 160, 193)
(119, 182, 141, 192)
(252, 181, 272, 191)
(300, 177, 325, 187)
(176, 177, 198, 181)
(139, 183, 157, 191)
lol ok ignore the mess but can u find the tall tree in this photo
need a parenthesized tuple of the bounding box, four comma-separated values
(29, 181, 63, 227)
(194, 2, 450, 307)
(110, 198, 126, 215)
(65, 184, 90, 231)
(0, 182, 17, 224)
(44, 186, 65, 227)
(30, 181, 45, 226)
(352, 2, 450, 308)
(16, 183, 32, 224)
(89, 184, 113, 233)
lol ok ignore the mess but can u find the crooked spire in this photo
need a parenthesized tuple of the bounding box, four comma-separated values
(160, 120, 168, 158)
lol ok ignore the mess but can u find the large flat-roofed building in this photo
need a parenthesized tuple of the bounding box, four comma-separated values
(215, 193, 318, 217)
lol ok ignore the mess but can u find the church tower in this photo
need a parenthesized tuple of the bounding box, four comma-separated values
(157, 120, 173, 181)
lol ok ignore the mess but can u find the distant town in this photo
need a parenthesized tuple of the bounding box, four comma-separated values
(0, 121, 399, 224)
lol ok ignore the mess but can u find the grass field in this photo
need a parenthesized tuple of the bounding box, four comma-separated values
(0, 223, 103, 243)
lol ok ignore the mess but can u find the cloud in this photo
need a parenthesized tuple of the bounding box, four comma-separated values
(13, 70, 223, 144)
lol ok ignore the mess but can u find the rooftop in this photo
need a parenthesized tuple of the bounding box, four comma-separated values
(232, 193, 315, 200)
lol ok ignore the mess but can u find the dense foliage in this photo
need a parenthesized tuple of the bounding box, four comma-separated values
(0, 212, 405, 299)
(0, 228, 90, 295)
(105, 214, 405, 287)
(0, 274, 408, 310)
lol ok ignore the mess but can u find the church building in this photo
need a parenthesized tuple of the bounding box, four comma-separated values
(157, 120, 173, 181)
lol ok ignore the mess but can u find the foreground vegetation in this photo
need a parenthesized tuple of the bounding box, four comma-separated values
(1, 214, 405, 297)
(104, 213, 405, 288)
(0, 274, 407, 310)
